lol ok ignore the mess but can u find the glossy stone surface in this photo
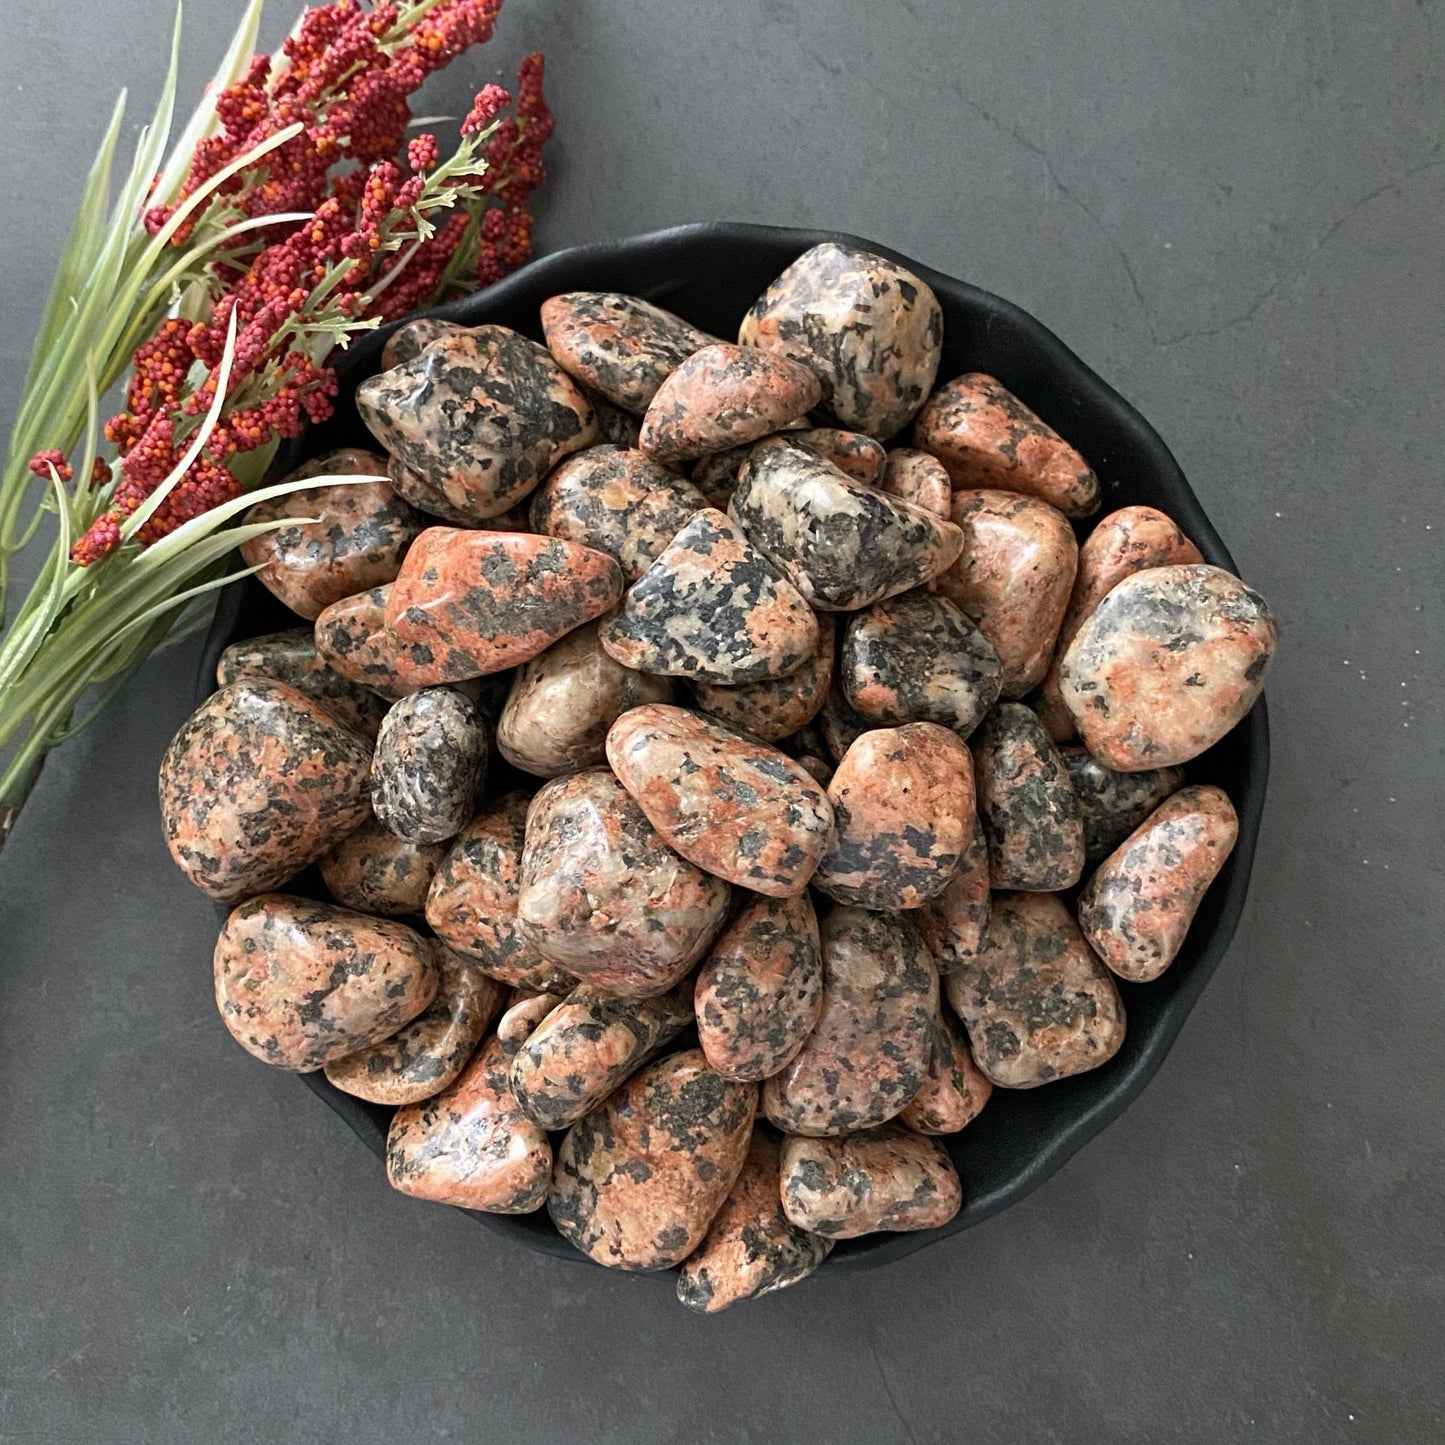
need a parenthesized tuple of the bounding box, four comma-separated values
(383, 452, 477, 525)
(324, 944, 506, 1105)
(528, 445, 707, 581)
(380, 316, 464, 370)
(240, 455, 423, 619)
(319, 812, 446, 917)
(973, 703, 1086, 891)
(356, 325, 597, 522)
(160, 680, 373, 903)
(690, 612, 834, 742)
(213, 894, 437, 1071)
(517, 769, 730, 996)
(425, 794, 576, 993)
(729, 437, 964, 611)
(386, 527, 624, 680)
(598, 507, 818, 685)
(509, 984, 694, 1129)
(914, 816, 992, 974)
(676, 1134, 833, 1313)
(385, 1036, 551, 1213)
(496, 989, 562, 1059)
(694, 893, 823, 1081)
(541, 291, 715, 412)
(946, 891, 1126, 1088)
(1059, 564, 1278, 770)
(216, 628, 389, 738)
(779, 1125, 962, 1238)
(879, 448, 952, 520)
(313, 585, 410, 699)
(898, 1012, 993, 1134)
(839, 590, 1002, 735)
(1062, 746, 1186, 862)
(762, 906, 937, 1135)
(548, 1050, 756, 1270)
(1079, 784, 1239, 982)
(814, 723, 975, 910)
(639, 343, 822, 466)
(606, 704, 835, 897)
(936, 490, 1078, 698)
(370, 687, 489, 844)
(913, 371, 1101, 517)
(740, 242, 943, 437)
(496, 620, 673, 778)
(794, 427, 886, 484)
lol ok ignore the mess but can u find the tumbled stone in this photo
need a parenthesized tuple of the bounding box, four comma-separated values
(425, 793, 576, 993)
(496, 989, 563, 1059)
(324, 944, 507, 1105)
(528, 445, 707, 582)
(818, 682, 875, 762)
(814, 723, 975, 910)
(740, 242, 943, 438)
(946, 892, 1126, 1088)
(937, 490, 1078, 697)
(1037, 506, 1204, 739)
(677, 1134, 833, 1313)
(319, 812, 446, 917)
(313, 585, 411, 699)
(779, 1124, 962, 1238)
(1079, 784, 1239, 982)
(914, 816, 991, 975)
(549, 1050, 756, 1270)
(214, 894, 437, 1070)
(606, 704, 834, 897)
(730, 437, 964, 611)
(694, 893, 823, 1082)
(1059, 564, 1278, 770)
(598, 508, 818, 685)
(587, 390, 643, 447)
(794, 427, 886, 484)
(688, 420, 811, 510)
(762, 906, 937, 1136)
(160, 680, 372, 903)
(217, 628, 389, 738)
(240, 454, 424, 619)
(386, 1036, 552, 1212)
(518, 770, 730, 996)
(497, 620, 673, 778)
(386, 527, 624, 680)
(690, 612, 833, 743)
(914, 372, 1101, 518)
(370, 687, 489, 845)
(879, 448, 952, 520)
(541, 291, 716, 412)
(356, 325, 597, 522)
(839, 590, 1002, 736)
(384, 453, 477, 525)
(1062, 746, 1186, 862)
(973, 703, 1085, 891)
(639, 343, 822, 465)
(509, 985, 694, 1130)
(898, 1012, 993, 1134)
(381, 316, 464, 370)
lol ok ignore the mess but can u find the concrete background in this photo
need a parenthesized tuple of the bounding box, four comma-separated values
(2, 1, 1441, 1441)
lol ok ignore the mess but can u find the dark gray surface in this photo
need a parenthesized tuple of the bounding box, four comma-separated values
(1, 1, 1441, 1441)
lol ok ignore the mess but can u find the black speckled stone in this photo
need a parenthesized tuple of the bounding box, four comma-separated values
(371, 687, 489, 845)
(1061, 745, 1187, 861)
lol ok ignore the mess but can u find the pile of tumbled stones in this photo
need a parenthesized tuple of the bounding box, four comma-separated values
(158, 242, 1277, 1312)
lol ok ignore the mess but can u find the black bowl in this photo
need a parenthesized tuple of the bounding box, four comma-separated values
(200, 221, 1269, 1273)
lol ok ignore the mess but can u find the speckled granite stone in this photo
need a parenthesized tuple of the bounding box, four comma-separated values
(384, 453, 478, 525)
(1061, 746, 1186, 862)
(159, 680, 373, 903)
(879, 448, 952, 520)
(606, 704, 834, 897)
(370, 687, 489, 845)
(694, 892, 823, 1082)
(676, 1133, 832, 1313)
(385, 1036, 552, 1213)
(599, 507, 818, 685)
(319, 812, 446, 917)
(913, 372, 1100, 517)
(779, 1124, 962, 1237)
(946, 891, 1126, 1088)
(381, 316, 464, 370)
(762, 906, 937, 1136)
(313, 585, 411, 700)
(689, 425, 811, 511)
(1078, 784, 1238, 982)
(213, 894, 437, 1071)
(517, 769, 730, 997)
(1059, 564, 1277, 770)
(897, 1011, 993, 1134)
(740, 243, 943, 438)
(794, 427, 886, 484)
(972, 703, 1085, 892)
(216, 628, 389, 738)
(729, 437, 964, 611)
(817, 682, 875, 763)
(356, 325, 597, 522)
(691, 612, 834, 742)
(586, 389, 644, 447)
(814, 723, 975, 910)
(914, 816, 991, 974)
(496, 989, 562, 1059)
(548, 1050, 756, 1270)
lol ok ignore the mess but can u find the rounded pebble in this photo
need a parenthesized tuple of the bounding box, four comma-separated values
(216, 627, 389, 738)
(691, 612, 834, 742)
(913, 815, 991, 974)
(496, 989, 563, 1059)
(381, 316, 464, 370)
(370, 687, 489, 844)
(879, 448, 952, 520)
(794, 427, 886, 484)
(897, 1012, 993, 1134)
(1061, 746, 1186, 862)
(319, 812, 447, 916)
(313, 584, 410, 699)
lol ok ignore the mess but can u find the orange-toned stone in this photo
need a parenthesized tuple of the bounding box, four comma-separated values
(319, 812, 446, 917)
(898, 1011, 993, 1134)
(914, 815, 991, 974)
(691, 613, 835, 743)
(879, 448, 952, 520)
(794, 427, 886, 484)
(381, 316, 464, 370)
(217, 627, 389, 737)
(496, 989, 563, 1059)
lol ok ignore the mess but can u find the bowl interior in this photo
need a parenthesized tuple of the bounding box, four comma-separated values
(200, 222, 1269, 1272)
